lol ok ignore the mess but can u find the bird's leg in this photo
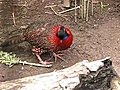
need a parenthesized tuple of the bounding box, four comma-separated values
(32, 46, 42, 54)
(35, 53, 53, 65)
(53, 52, 67, 63)
(32, 46, 53, 65)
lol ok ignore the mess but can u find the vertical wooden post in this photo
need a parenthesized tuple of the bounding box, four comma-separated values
(79, 0, 84, 19)
(91, 0, 93, 15)
(86, 0, 89, 21)
(63, 0, 71, 8)
(83, 0, 87, 19)
(75, 0, 77, 22)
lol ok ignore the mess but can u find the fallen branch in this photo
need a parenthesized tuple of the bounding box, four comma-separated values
(58, 6, 80, 14)
(45, 5, 57, 8)
(45, 5, 68, 20)
(19, 61, 52, 67)
(0, 57, 119, 90)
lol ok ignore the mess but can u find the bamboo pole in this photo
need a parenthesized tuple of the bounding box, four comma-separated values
(83, 0, 87, 19)
(91, 0, 93, 15)
(81, 0, 84, 19)
(75, 0, 77, 22)
(86, 0, 89, 21)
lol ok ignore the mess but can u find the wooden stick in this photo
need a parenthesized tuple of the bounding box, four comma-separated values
(58, 6, 80, 14)
(45, 5, 68, 20)
(12, 8, 16, 26)
(50, 7, 68, 20)
(45, 5, 57, 8)
(50, 6, 58, 15)
(80, 0, 84, 19)
(91, 0, 93, 15)
(86, 0, 89, 21)
(79, 0, 83, 18)
(75, 0, 77, 22)
(83, 0, 87, 18)
(19, 61, 52, 67)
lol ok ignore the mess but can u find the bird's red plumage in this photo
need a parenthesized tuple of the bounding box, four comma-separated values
(47, 25, 73, 52)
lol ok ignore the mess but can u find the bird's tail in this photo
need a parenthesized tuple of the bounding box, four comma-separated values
(0, 35, 26, 47)
(0, 25, 28, 47)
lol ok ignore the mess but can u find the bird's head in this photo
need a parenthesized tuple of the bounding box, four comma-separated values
(56, 26, 70, 41)
(52, 25, 73, 51)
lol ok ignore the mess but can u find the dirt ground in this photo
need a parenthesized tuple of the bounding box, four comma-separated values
(0, 0, 120, 82)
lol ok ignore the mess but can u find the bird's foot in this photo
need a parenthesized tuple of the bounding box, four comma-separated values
(53, 52, 67, 63)
(35, 53, 53, 65)
(32, 46, 53, 65)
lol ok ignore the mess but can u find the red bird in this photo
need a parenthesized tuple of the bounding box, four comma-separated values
(0, 21, 73, 64)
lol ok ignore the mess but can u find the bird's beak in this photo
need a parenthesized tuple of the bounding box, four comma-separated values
(60, 40, 63, 43)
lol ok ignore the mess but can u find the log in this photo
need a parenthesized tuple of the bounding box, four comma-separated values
(0, 57, 119, 90)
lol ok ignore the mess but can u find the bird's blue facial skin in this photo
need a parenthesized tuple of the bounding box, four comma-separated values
(63, 36, 68, 40)
(56, 26, 69, 40)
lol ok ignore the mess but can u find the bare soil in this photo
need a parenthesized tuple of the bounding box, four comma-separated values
(0, 0, 120, 82)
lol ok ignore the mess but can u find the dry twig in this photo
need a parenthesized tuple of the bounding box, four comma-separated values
(45, 5, 68, 20)
(58, 6, 80, 14)
(12, 12, 16, 26)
